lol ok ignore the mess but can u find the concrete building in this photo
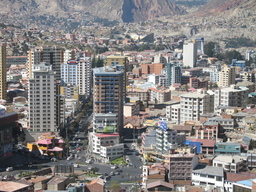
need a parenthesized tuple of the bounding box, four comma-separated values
(106, 55, 128, 68)
(88, 132, 124, 162)
(196, 37, 204, 54)
(127, 88, 150, 102)
(0, 45, 6, 100)
(149, 87, 171, 104)
(47, 176, 75, 191)
(210, 70, 219, 83)
(214, 143, 242, 155)
(166, 103, 181, 124)
(61, 57, 91, 98)
(218, 65, 235, 87)
(240, 71, 256, 82)
(124, 102, 140, 117)
(27, 46, 65, 130)
(214, 85, 249, 113)
(189, 77, 208, 89)
(166, 62, 182, 86)
(141, 129, 156, 148)
(183, 40, 197, 68)
(180, 92, 214, 123)
(156, 127, 178, 154)
(93, 67, 124, 135)
(169, 154, 198, 181)
(93, 113, 118, 133)
(28, 63, 57, 132)
(231, 59, 245, 70)
(27, 46, 64, 81)
(213, 155, 247, 173)
(192, 165, 224, 190)
(61, 60, 78, 85)
(77, 57, 92, 98)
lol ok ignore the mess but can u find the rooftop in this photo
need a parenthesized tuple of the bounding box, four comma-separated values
(193, 165, 224, 177)
(0, 181, 31, 191)
(94, 133, 119, 138)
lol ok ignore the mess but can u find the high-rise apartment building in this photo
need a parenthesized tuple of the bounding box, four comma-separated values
(61, 60, 78, 85)
(156, 126, 178, 154)
(0, 45, 6, 100)
(183, 40, 197, 68)
(27, 46, 64, 81)
(27, 46, 65, 129)
(166, 62, 182, 86)
(214, 85, 249, 113)
(180, 92, 214, 123)
(93, 67, 124, 135)
(29, 63, 56, 132)
(196, 37, 204, 54)
(61, 57, 92, 98)
(78, 57, 92, 98)
(218, 64, 235, 87)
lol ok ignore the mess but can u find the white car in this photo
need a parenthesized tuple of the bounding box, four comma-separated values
(111, 165, 118, 169)
(73, 164, 79, 168)
(86, 160, 92, 164)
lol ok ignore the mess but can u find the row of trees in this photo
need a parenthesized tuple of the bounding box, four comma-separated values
(204, 41, 245, 63)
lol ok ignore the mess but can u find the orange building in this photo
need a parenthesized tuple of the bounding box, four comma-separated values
(141, 63, 164, 75)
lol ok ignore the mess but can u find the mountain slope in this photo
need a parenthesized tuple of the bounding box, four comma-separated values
(0, 0, 183, 22)
(194, 0, 256, 17)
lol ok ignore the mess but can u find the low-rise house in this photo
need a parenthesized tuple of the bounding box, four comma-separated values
(192, 165, 224, 190)
(172, 125, 194, 137)
(146, 180, 174, 192)
(224, 172, 256, 192)
(28, 176, 52, 191)
(0, 181, 34, 192)
(85, 178, 105, 192)
(190, 139, 215, 155)
(47, 176, 75, 191)
(215, 143, 242, 155)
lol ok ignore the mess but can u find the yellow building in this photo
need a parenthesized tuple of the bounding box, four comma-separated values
(27, 132, 64, 158)
(106, 55, 128, 67)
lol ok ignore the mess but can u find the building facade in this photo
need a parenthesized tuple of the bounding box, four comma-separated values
(93, 67, 124, 135)
(183, 40, 197, 68)
(0, 45, 6, 100)
(218, 65, 235, 87)
(29, 63, 57, 132)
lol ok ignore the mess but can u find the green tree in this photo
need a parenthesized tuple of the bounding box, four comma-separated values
(92, 55, 96, 68)
(138, 44, 150, 52)
(110, 181, 121, 192)
(224, 50, 243, 63)
(96, 56, 104, 67)
(204, 42, 216, 57)
(91, 167, 99, 174)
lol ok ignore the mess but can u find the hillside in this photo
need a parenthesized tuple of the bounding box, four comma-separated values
(194, 0, 256, 17)
(0, 0, 183, 23)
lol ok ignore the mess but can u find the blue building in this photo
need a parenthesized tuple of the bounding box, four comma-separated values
(230, 59, 245, 69)
(184, 140, 201, 154)
(215, 143, 242, 155)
